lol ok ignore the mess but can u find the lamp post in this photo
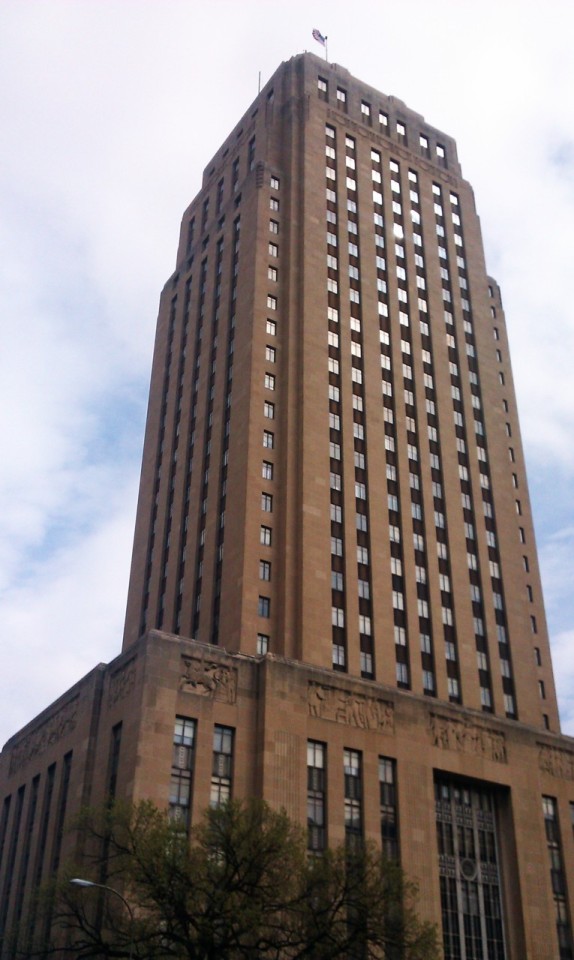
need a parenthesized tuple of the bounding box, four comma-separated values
(70, 878, 134, 960)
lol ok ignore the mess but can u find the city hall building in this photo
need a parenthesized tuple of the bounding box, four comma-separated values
(1, 53, 573, 959)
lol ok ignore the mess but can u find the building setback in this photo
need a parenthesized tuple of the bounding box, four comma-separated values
(1, 52, 573, 959)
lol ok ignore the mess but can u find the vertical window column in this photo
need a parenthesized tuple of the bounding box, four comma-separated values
(436, 184, 474, 705)
(412, 171, 445, 698)
(446, 185, 516, 718)
(174, 276, 193, 635)
(169, 717, 197, 828)
(211, 725, 234, 807)
(379, 757, 399, 860)
(0, 796, 11, 887)
(256, 180, 281, 649)
(205, 239, 224, 644)
(13, 774, 40, 932)
(543, 796, 573, 958)
(157, 293, 180, 631)
(307, 742, 327, 852)
(140, 291, 179, 637)
(451, 189, 497, 713)
(372, 149, 410, 689)
(191, 258, 209, 637)
(345, 134, 374, 679)
(28, 764, 55, 944)
(325, 124, 347, 672)
(393, 157, 419, 692)
(0, 787, 25, 945)
(343, 748, 363, 851)
(212, 220, 240, 646)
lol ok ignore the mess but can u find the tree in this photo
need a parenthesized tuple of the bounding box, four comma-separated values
(40, 799, 439, 959)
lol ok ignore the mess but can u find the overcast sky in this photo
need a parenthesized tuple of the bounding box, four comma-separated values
(1, 0, 573, 749)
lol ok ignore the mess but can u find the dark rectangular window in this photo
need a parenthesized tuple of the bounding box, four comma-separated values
(260, 525, 272, 546)
(0, 796, 11, 878)
(186, 217, 195, 254)
(33, 764, 55, 887)
(51, 752, 72, 875)
(14, 775, 40, 925)
(211, 725, 234, 807)
(257, 633, 269, 654)
(379, 757, 399, 859)
(170, 717, 197, 829)
(107, 723, 122, 800)
(0, 787, 25, 941)
(201, 197, 209, 231)
(307, 741, 326, 852)
(216, 178, 224, 214)
(543, 796, 573, 958)
(344, 748, 362, 851)
(258, 595, 270, 617)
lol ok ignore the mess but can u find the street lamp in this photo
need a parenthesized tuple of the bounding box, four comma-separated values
(70, 878, 134, 960)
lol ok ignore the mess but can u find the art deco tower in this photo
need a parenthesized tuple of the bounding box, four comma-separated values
(124, 53, 557, 731)
(116, 52, 573, 957)
(2, 53, 573, 960)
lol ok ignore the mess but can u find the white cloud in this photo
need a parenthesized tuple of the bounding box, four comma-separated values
(1, 471, 137, 747)
(550, 631, 574, 736)
(538, 525, 574, 734)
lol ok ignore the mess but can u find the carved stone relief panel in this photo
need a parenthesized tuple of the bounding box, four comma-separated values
(108, 661, 136, 707)
(429, 713, 507, 764)
(308, 682, 394, 731)
(538, 744, 574, 781)
(180, 656, 237, 704)
(9, 697, 79, 776)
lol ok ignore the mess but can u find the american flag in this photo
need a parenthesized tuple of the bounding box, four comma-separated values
(312, 28, 327, 46)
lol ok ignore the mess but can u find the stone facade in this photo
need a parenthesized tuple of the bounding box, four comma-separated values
(1, 632, 574, 957)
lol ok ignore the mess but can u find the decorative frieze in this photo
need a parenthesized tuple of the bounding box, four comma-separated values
(108, 661, 136, 707)
(8, 697, 79, 776)
(429, 713, 507, 764)
(180, 656, 237, 704)
(538, 744, 574, 781)
(308, 682, 394, 731)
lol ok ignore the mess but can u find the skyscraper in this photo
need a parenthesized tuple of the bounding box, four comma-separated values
(1, 53, 573, 959)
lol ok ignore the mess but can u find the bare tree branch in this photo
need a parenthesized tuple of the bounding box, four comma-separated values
(18, 799, 439, 960)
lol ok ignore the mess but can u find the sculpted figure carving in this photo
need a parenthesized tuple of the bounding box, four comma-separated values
(180, 657, 237, 703)
(308, 683, 393, 731)
(539, 745, 574, 781)
(308, 684, 328, 718)
(429, 714, 507, 763)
